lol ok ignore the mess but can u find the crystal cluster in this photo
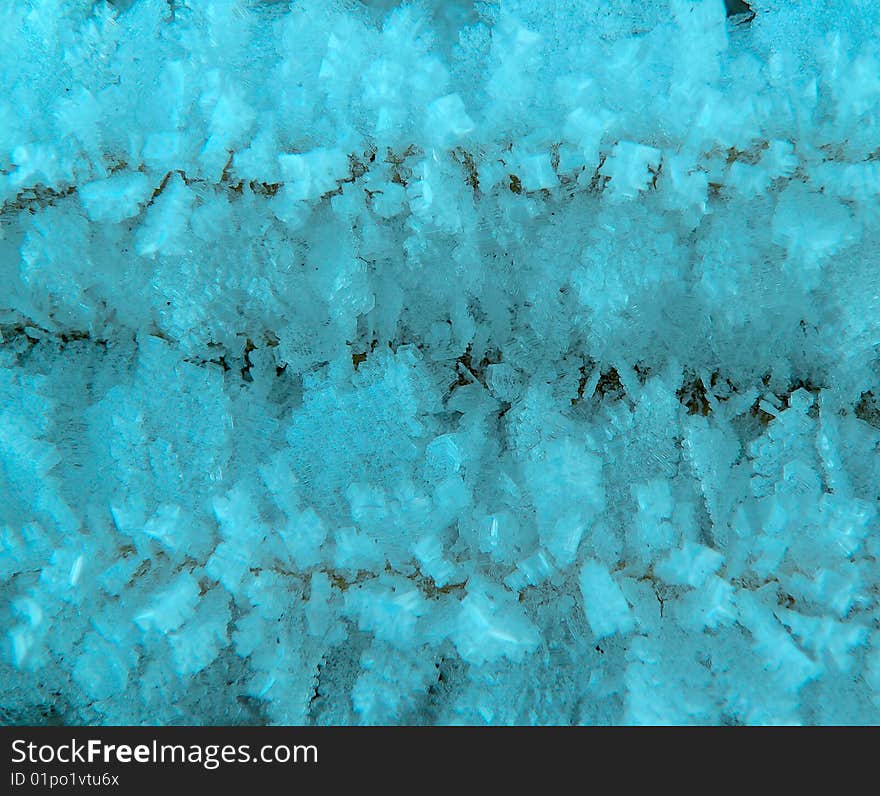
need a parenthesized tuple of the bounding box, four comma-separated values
(2, 0, 879, 725)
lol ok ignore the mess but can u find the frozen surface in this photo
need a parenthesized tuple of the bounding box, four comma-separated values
(1, 0, 880, 725)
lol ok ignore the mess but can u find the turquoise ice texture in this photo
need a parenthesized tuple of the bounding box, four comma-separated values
(1, 0, 880, 726)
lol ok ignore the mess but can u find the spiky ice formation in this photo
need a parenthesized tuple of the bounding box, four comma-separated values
(1, 0, 880, 725)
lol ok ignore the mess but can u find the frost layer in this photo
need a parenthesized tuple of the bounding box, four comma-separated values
(2, 0, 880, 725)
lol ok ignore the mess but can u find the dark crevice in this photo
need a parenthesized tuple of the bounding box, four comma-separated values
(725, 0, 755, 25)
(677, 374, 711, 417)
(855, 391, 880, 429)
(595, 367, 625, 401)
